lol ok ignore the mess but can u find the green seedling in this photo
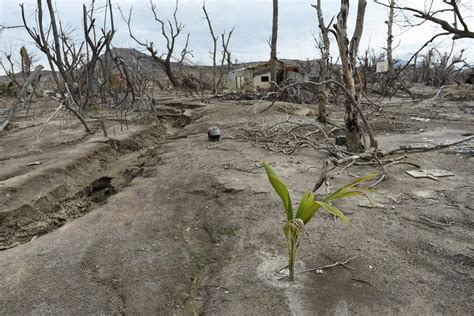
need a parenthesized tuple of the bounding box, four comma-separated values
(263, 161, 377, 281)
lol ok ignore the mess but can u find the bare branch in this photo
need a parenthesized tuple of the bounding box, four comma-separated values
(119, 0, 189, 88)
(203, 2, 218, 94)
(374, 0, 474, 39)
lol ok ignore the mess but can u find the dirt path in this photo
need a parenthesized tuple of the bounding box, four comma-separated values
(0, 101, 473, 314)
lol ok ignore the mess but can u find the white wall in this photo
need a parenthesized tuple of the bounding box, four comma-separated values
(253, 71, 271, 89)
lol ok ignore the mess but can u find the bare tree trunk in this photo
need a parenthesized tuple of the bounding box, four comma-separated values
(351, 0, 367, 103)
(226, 42, 232, 72)
(45, 0, 71, 90)
(270, 0, 278, 87)
(334, 0, 367, 153)
(349, 0, 366, 61)
(164, 62, 179, 88)
(386, 0, 395, 76)
(313, 0, 330, 123)
(20, 46, 32, 80)
(412, 54, 418, 82)
(217, 28, 234, 91)
(203, 3, 218, 94)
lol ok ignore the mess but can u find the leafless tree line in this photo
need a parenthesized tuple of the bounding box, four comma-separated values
(3, 0, 235, 132)
(304, 0, 473, 152)
(15, 0, 120, 131)
(1, 0, 471, 151)
(374, 0, 473, 95)
(202, 2, 234, 95)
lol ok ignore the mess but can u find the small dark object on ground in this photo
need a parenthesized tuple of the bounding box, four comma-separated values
(466, 72, 474, 85)
(208, 127, 221, 141)
(336, 135, 346, 146)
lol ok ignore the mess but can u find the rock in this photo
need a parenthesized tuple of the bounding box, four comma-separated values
(412, 190, 436, 199)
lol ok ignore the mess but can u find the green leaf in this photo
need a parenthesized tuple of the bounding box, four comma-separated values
(263, 161, 293, 221)
(334, 190, 373, 206)
(324, 173, 378, 203)
(315, 200, 350, 224)
(295, 192, 314, 219)
(299, 201, 321, 225)
(296, 192, 321, 225)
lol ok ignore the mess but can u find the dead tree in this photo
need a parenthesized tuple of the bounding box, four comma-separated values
(99, 1, 116, 105)
(333, 0, 369, 153)
(312, 0, 332, 123)
(374, 0, 473, 95)
(19, 46, 33, 79)
(378, 0, 415, 99)
(202, 2, 218, 94)
(222, 29, 234, 72)
(202, 3, 234, 94)
(20, 0, 115, 132)
(1, 65, 44, 131)
(21, 1, 88, 131)
(375, 0, 405, 98)
(419, 45, 469, 87)
(434, 47, 468, 86)
(81, 0, 116, 109)
(0, 53, 20, 89)
(386, 0, 395, 76)
(270, 0, 278, 87)
(120, 0, 192, 88)
(217, 28, 234, 89)
(357, 48, 384, 90)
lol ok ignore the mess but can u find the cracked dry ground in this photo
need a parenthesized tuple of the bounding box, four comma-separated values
(0, 100, 473, 315)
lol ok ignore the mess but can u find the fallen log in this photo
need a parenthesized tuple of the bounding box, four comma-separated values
(332, 135, 474, 165)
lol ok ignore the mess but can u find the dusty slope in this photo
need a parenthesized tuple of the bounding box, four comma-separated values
(0, 101, 473, 314)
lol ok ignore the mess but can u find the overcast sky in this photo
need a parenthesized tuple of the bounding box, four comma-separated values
(0, 0, 473, 73)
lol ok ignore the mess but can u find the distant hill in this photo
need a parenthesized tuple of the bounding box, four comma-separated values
(108, 48, 163, 73)
(109, 48, 321, 75)
(1, 48, 321, 87)
(394, 59, 411, 68)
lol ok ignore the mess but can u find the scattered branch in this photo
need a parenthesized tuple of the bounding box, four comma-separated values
(299, 256, 357, 274)
(332, 135, 473, 166)
(32, 101, 64, 145)
(258, 80, 378, 150)
(420, 216, 453, 228)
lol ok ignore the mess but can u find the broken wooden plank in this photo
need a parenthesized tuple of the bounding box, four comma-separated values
(406, 169, 455, 181)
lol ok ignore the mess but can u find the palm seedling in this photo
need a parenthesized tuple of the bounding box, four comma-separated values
(263, 161, 376, 281)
